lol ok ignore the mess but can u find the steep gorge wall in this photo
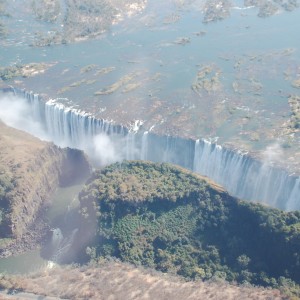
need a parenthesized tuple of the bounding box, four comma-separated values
(4, 88, 300, 211)
(0, 121, 90, 239)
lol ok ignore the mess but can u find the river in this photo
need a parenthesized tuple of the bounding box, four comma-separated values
(0, 182, 84, 274)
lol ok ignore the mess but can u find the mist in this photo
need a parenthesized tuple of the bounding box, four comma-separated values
(91, 134, 121, 167)
(262, 143, 284, 165)
(0, 94, 121, 167)
(0, 95, 49, 141)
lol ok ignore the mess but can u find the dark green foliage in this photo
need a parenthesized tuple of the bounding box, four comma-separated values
(79, 160, 300, 294)
(0, 22, 6, 37)
(288, 95, 300, 130)
(0, 172, 13, 201)
(80, 161, 207, 203)
(0, 168, 15, 235)
(0, 65, 25, 81)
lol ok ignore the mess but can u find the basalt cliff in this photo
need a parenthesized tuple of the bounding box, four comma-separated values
(0, 121, 90, 255)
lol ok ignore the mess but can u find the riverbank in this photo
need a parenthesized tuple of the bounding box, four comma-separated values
(0, 211, 49, 259)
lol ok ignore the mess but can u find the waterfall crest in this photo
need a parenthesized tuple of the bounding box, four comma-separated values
(5, 88, 300, 211)
(193, 139, 300, 210)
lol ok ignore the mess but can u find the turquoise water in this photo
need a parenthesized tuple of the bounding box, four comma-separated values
(46, 183, 83, 226)
(0, 250, 47, 275)
(0, 183, 84, 274)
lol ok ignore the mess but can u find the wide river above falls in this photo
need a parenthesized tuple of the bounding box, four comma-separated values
(0, 1, 299, 153)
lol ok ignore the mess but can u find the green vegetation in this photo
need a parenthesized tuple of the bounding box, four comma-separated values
(289, 95, 300, 129)
(0, 22, 6, 37)
(245, 0, 299, 17)
(0, 168, 14, 231)
(0, 63, 52, 81)
(31, 0, 61, 23)
(31, 0, 146, 46)
(0, 65, 23, 80)
(79, 161, 300, 297)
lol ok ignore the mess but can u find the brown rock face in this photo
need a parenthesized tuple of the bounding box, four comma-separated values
(0, 121, 90, 239)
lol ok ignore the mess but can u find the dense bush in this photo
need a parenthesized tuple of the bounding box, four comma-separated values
(0, 168, 14, 229)
(79, 160, 300, 294)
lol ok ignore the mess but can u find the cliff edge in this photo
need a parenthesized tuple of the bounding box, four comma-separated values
(0, 121, 90, 253)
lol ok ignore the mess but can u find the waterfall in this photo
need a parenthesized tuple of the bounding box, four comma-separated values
(141, 131, 149, 160)
(287, 177, 300, 211)
(50, 228, 79, 263)
(51, 228, 64, 253)
(193, 139, 300, 211)
(3, 88, 300, 211)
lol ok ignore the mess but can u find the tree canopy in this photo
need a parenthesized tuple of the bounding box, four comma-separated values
(79, 160, 300, 297)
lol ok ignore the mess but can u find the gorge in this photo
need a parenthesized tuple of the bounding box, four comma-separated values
(0, 0, 300, 298)
(0, 118, 90, 259)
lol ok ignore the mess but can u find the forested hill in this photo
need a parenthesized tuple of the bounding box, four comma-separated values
(79, 161, 300, 297)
